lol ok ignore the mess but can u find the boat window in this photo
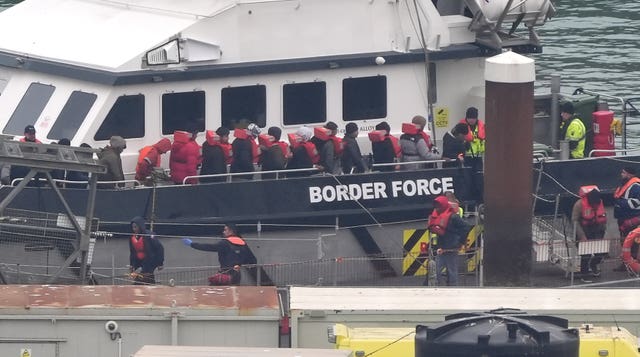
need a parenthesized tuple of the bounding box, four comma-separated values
(283, 82, 326, 125)
(162, 91, 206, 135)
(221, 85, 266, 129)
(4, 82, 55, 135)
(342, 76, 387, 121)
(47, 91, 97, 140)
(94, 94, 145, 141)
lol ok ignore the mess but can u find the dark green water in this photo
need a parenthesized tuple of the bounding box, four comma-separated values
(0, 0, 638, 99)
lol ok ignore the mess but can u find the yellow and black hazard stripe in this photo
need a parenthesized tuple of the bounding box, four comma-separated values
(402, 229, 431, 276)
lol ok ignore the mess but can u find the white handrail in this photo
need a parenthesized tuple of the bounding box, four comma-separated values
(182, 167, 321, 185)
(10, 177, 142, 188)
(588, 147, 640, 157)
(372, 159, 448, 169)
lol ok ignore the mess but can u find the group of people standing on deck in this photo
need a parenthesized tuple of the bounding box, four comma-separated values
(133, 107, 487, 184)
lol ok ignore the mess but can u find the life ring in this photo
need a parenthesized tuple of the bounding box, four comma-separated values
(621, 233, 640, 273)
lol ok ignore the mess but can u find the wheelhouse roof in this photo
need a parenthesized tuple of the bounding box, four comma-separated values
(0, 0, 236, 70)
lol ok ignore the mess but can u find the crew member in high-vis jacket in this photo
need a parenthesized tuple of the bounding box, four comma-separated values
(182, 223, 256, 285)
(559, 102, 586, 159)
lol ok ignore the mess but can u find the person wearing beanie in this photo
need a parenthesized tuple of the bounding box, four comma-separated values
(200, 127, 232, 183)
(341, 122, 366, 174)
(97, 135, 127, 188)
(372, 121, 400, 172)
(260, 126, 291, 179)
(559, 101, 586, 159)
(458, 106, 486, 165)
(427, 194, 470, 286)
(613, 166, 640, 271)
(400, 115, 440, 171)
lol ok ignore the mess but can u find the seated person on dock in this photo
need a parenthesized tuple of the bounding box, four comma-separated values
(571, 185, 606, 280)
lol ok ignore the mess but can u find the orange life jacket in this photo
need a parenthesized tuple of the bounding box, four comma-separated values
(131, 235, 145, 260)
(301, 141, 319, 164)
(20, 137, 41, 143)
(389, 135, 401, 158)
(250, 139, 260, 164)
(460, 118, 486, 142)
(614, 177, 640, 198)
(210, 141, 233, 164)
(226, 236, 246, 246)
(427, 208, 454, 236)
(419, 131, 432, 149)
(580, 197, 606, 226)
(329, 136, 343, 156)
(276, 141, 291, 159)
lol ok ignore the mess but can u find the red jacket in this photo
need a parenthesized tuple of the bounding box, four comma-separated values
(169, 139, 201, 184)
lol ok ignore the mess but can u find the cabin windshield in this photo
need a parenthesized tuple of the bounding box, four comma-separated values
(4, 82, 54, 136)
(47, 91, 97, 141)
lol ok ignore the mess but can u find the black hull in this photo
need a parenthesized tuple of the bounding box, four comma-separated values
(1, 156, 639, 235)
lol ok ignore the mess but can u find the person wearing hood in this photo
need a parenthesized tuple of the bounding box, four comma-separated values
(97, 136, 126, 189)
(287, 126, 316, 178)
(427, 195, 470, 286)
(135, 138, 172, 182)
(169, 128, 201, 185)
(129, 216, 165, 285)
(182, 223, 257, 285)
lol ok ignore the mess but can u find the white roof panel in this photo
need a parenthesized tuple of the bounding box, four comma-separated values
(0, 0, 237, 70)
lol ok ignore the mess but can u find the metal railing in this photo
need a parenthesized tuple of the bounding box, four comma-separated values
(10, 177, 142, 188)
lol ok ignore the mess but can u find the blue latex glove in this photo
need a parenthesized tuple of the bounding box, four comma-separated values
(182, 238, 192, 246)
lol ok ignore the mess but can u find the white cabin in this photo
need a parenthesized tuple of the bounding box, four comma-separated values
(0, 0, 553, 174)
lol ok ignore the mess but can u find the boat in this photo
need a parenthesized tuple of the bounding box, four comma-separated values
(1, 0, 638, 287)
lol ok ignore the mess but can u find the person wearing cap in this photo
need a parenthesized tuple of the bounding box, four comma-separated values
(613, 166, 640, 271)
(341, 122, 366, 174)
(427, 194, 470, 286)
(399, 115, 439, 171)
(169, 128, 202, 185)
(559, 102, 586, 159)
(459, 107, 485, 167)
(135, 138, 172, 182)
(201, 127, 232, 183)
(260, 126, 291, 179)
(20, 125, 41, 143)
(231, 123, 261, 180)
(97, 135, 127, 188)
(571, 186, 607, 281)
(371, 121, 400, 172)
(181, 223, 257, 285)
